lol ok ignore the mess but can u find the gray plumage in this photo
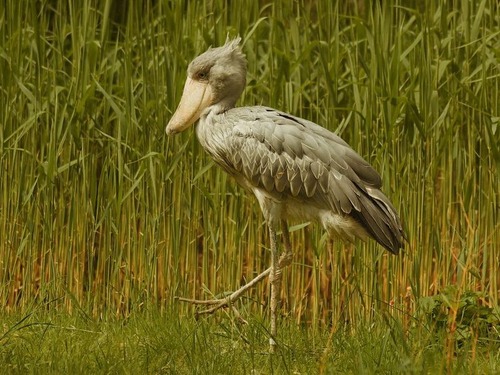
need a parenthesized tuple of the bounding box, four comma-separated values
(168, 38, 405, 254)
(197, 105, 405, 254)
(166, 38, 406, 350)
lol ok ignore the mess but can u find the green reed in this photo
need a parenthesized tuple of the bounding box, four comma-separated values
(0, 0, 498, 348)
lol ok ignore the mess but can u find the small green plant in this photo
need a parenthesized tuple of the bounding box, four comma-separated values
(417, 285, 500, 350)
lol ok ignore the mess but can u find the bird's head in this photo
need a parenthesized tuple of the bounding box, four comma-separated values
(166, 37, 247, 135)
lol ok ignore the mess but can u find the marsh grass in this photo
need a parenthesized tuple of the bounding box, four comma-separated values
(0, 0, 499, 371)
(0, 306, 498, 374)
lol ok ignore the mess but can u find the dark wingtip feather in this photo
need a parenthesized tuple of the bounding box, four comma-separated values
(350, 189, 406, 255)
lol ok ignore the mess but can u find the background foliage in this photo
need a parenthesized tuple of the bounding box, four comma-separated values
(0, 0, 499, 371)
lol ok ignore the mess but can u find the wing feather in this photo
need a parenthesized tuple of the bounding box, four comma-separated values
(197, 106, 404, 253)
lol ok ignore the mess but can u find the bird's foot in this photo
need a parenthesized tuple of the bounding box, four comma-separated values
(175, 266, 272, 318)
(175, 295, 233, 315)
(175, 296, 249, 324)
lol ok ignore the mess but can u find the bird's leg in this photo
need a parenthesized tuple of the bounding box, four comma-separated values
(268, 225, 281, 353)
(268, 220, 293, 353)
(279, 220, 293, 268)
(176, 221, 293, 353)
(175, 267, 271, 316)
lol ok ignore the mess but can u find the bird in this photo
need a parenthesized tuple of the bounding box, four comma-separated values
(166, 37, 406, 352)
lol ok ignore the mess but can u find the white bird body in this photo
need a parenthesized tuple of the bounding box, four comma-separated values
(166, 38, 405, 351)
(196, 105, 403, 251)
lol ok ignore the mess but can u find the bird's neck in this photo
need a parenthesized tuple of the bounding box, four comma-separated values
(196, 104, 224, 143)
(201, 101, 233, 124)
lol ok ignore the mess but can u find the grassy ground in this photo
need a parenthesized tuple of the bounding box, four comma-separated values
(0, 0, 499, 373)
(1, 305, 499, 374)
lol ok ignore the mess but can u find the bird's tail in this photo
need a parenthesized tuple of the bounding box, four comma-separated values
(352, 187, 406, 254)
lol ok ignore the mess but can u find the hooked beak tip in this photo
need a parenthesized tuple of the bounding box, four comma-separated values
(165, 118, 186, 136)
(165, 126, 177, 136)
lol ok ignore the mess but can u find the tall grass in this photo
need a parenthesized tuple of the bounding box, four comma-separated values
(0, 0, 498, 343)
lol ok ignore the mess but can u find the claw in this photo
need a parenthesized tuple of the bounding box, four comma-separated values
(175, 267, 272, 315)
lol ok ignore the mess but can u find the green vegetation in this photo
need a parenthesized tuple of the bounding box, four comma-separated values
(0, 0, 498, 373)
(1, 305, 498, 374)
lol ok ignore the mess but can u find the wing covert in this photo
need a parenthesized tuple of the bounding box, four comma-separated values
(196, 105, 404, 252)
(205, 107, 382, 216)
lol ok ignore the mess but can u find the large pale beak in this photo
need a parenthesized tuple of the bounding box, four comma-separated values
(166, 77, 213, 135)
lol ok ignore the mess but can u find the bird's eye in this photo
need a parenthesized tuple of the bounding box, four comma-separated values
(197, 71, 208, 80)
